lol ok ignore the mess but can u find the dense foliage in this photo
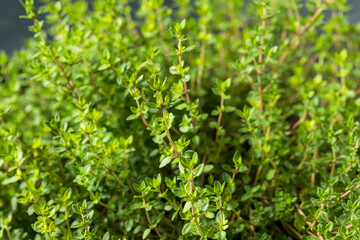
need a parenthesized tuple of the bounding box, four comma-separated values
(1, 0, 360, 239)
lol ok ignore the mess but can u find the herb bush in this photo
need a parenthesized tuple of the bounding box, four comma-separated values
(1, 0, 360, 239)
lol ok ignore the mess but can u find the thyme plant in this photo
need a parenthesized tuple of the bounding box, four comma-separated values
(1, 0, 360, 239)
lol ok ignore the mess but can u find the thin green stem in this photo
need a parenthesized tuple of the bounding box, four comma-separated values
(256, 5, 267, 120)
(247, 120, 277, 177)
(253, 165, 263, 186)
(330, 147, 337, 176)
(46, 232, 52, 240)
(104, 165, 125, 187)
(189, 169, 204, 237)
(230, 167, 238, 186)
(6, 228, 13, 240)
(64, 206, 73, 240)
(32, 18, 79, 99)
(142, 195, 164, 240)
(219, 198, 224, 227)
(197, 25, 207, 95)
(345, 144, 356, 173)
(160, 94, 179, 157)
(278, 1, 330, 66)
(178, 38, 196, 134)
(112, 64, 169, 147)
(297, 145, 309, 170)
(215, 94, 225, 145)
(340, 63, 346, 89)
(80, 212, 89, 232)
(89, 191, 114, 210)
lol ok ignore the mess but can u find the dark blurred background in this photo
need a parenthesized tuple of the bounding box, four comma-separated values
(1, 0, 359, 54)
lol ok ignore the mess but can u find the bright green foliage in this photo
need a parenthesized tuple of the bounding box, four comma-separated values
(1, 0, 360, 239)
